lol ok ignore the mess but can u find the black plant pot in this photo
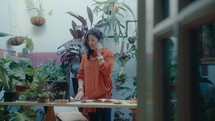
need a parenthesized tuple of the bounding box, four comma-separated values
(46, 81, 70, 101)
(25, 74, 33, 83)
(4, 92, 17, 102)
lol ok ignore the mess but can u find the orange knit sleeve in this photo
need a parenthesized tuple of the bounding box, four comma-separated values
(99, 50, 114, 75)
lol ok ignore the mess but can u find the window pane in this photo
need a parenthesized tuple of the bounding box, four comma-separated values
(197, 23, 215, 121)
(163, 36, 178, 121)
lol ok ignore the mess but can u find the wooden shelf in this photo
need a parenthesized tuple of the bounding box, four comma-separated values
(200, 58, 215, 64)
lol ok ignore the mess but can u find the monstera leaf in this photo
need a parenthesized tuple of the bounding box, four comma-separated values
(8, 107, 36, 121)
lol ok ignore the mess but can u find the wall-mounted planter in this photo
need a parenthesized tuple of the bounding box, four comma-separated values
(30, 16, 46, 26)
(7, 36, 25, 46)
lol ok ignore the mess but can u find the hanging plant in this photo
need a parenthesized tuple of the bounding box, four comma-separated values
(30, 16, 46, 26)
(25, 0, 53, 26)
(7, 36, 25, 46)
(22, 36, 34, 57)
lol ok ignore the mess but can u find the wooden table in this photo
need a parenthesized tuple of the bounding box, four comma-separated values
(0, 100, 137, 121)
(0, 100, 136, 108)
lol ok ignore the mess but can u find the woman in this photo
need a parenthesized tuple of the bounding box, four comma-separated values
(75, 28, 114, 121)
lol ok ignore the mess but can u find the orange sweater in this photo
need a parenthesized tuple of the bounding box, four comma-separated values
(76, 48, 114, 112)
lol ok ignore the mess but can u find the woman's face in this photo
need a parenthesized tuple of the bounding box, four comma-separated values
(87, 34, 99, 50)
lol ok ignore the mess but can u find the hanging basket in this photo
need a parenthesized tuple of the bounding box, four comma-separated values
(7, 36, 25, 46)
(30, 16, 46, 26)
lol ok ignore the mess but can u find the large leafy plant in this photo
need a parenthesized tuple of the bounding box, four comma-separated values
(0, 105, 36, 121)
(58, 6, 98, 79)
(23, 76, 56, 100)
(0, 65, 17, 92)
(8, 107, 36, 121)
(0, 58, 25, 92)
(37, 57, 66, 82)
(92, 0, 135, 43)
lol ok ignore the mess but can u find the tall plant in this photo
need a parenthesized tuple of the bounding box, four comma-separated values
(114, 37, 137, 87)
(58, 6, 98, 80)
(92, 0, 135, 43)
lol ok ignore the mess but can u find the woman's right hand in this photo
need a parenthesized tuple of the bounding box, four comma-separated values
(75, 90, 84, 100)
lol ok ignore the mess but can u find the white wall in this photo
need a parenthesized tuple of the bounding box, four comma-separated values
(0, 0, 137, 53)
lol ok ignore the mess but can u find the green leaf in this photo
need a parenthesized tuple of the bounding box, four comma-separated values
(0, 32, 10, 37)
(48, 9, 53, 16)
(87, 6, 94, 26)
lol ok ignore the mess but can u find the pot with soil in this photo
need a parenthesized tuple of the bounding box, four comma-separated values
(30, 16, 46, 26)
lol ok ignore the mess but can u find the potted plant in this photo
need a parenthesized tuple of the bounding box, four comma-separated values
(54, 91, 69, 103)
(24, 0, 53, 26)
(92, 0, 135, 43)
(37, 92, 50, 103)
(0, 65, 17, 102)
(23, 75, 56, 102)
(0, 59, 25, 102)
(58, 6, 96, 95)
(36, 81, 56, 103)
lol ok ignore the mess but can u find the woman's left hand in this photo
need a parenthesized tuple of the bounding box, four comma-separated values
(96, 43, 103, 55)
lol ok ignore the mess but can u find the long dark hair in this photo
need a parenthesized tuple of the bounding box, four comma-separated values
(85, 28, 103, 59)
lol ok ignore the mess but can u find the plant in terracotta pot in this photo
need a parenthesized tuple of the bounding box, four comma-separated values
(37, 92, 50, 103)
(24, 0, 53, 26)
(36, 81, 56, 103)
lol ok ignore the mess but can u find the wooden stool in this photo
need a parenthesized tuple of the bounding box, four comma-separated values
(54, 106, 88, 121)
(56, 112, 88, 121)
